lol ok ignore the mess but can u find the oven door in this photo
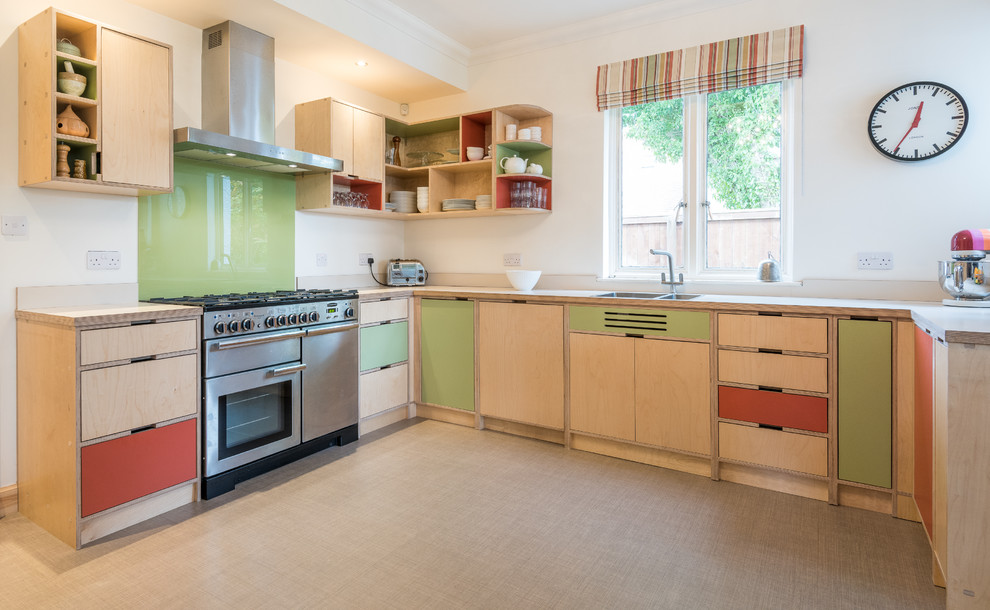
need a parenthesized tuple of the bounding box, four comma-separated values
(204, 362, 304, 477)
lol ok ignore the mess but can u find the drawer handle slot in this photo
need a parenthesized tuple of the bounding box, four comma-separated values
(625, 333, 644, 338)
(605, 324, 667, 332)
(850, 315, 879, 321)
(758, 423, 783, 431)
(604, 311, 667, 318)
(757, 348, 783, 354)
(131, 424, 156, 435)
(758, 386, 783, 393)
(131, 355, 155, 363)
(757, 311, 783, 317)
(130, 319, 154, 325)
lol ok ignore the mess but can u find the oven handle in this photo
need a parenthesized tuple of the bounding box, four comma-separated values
(271, 363, 307, 377)
(306, 322, 359, 337)
(215, 329, 306, 350)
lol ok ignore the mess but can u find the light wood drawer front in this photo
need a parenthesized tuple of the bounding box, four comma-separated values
(717, 314, 827, 353)
(360, 298, 408, 325)
(718, 422, 827, 476)
(718, 350, 827, 393)
(81, 320, 197, 365)
(81, 354, 198, 441)
(359, 364, 409, 419)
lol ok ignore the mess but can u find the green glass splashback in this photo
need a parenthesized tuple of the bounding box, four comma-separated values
(138, 159, 295, 299)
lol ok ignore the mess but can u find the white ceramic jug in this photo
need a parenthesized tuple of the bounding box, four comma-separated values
(526, 163, 543, 175)
(500, 154, 528, 174)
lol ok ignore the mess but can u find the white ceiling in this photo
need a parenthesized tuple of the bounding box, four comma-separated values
(381, 0, 669, 49)
(124, 0, 741, 102)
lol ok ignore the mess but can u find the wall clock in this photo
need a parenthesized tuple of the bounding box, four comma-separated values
(867, 81, 968, 161)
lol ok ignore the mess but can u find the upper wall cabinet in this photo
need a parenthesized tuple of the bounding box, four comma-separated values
(18, 8, 173, 196)
(294, 101, 552, 220)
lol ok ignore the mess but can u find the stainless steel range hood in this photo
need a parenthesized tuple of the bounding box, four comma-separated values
(173, 21, 341, 175)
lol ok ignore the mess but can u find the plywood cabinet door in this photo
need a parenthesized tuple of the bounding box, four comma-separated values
(100, 28, 172, 190)
(479, 302, 564, 429)
(914, 326, 935, 540)
(352, 107, 384, 181)
(837, 319, 892, 488)
(569, 333, 635, 440)
(635, 338, 711, 455)
(420, 299, 475, 411)
(330, 100, 355, 175)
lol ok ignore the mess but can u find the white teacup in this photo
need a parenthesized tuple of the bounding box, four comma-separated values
(466, 146, 484, 161)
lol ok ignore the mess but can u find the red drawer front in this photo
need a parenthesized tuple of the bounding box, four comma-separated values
(718, 386, 827, 433)
(81, 419, 197, 517)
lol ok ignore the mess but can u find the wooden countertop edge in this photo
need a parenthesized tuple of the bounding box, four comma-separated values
(406, 286, 920, 318)
(15, 303, 202, 328)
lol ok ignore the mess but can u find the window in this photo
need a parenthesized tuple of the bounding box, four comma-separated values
(607, 80, 797, 280)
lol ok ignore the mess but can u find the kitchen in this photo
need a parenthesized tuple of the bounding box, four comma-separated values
(1, 0, 988, 607)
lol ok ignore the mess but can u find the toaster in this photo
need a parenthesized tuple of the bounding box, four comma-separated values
(387, 259, 427, 286)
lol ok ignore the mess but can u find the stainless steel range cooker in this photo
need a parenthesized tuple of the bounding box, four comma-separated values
(148, 289, 359, 499)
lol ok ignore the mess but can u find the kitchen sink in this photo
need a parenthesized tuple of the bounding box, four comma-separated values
(594, 291, 667, 299)
(594, 291, 702, 300)
(655, 293, 702, 300)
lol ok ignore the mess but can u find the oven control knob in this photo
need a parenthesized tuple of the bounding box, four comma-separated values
(308, 312, 319, 322)
(288, 313, 299, 325)
(213, 321, 226, 334)
(227, 320, 240, 333)
(276, 315, 287, 327)
(264, 316, 276, 328)
(344, 307, 355, 318)
(242, 319, 254, 331)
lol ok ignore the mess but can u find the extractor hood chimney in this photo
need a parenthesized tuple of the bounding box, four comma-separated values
(173, 21, 342, 175)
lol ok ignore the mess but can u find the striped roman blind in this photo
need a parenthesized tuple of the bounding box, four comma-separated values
(596, 25, 804, 111)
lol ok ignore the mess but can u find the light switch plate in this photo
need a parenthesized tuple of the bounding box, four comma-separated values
(316, 253, 328, 267)
(1, 216, 28, 236)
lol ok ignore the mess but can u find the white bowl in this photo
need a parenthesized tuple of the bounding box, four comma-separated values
(466, 147, 484, 161)
(506, 269, 541, 291)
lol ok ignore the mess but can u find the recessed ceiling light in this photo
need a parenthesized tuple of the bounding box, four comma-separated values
(287, 164, 297, 168)
(355, 60, 369, 68)
(225, 152, 237, 157)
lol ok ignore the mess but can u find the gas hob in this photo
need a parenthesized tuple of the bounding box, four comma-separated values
(148, 289, 358, 339)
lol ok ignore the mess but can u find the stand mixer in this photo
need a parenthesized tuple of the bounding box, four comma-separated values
(938, 229, 990, 307)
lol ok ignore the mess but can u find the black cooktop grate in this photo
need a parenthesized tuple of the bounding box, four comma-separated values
(147, 289, 359, 310)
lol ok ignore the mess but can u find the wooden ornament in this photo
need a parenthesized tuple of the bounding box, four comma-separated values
(56, 105, 90, 138)
(56, 143, 71, 177)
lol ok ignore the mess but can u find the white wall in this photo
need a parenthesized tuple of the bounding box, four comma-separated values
(0, 1, 402, 487)
(404, 0, 989, 297)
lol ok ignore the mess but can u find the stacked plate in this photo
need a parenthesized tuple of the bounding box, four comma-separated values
(389, 190, 416, 213)
(475, 194, 492, 210)
(417, 186, 430, 213)
(442, 198, 475, 211)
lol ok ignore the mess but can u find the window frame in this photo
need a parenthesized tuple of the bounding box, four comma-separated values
(605, 79, 800, 283)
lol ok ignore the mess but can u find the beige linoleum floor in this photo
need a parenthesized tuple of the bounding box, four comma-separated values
(1, 418, 944, 609)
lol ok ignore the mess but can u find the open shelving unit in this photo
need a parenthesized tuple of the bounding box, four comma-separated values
(295, 103, 553, 220)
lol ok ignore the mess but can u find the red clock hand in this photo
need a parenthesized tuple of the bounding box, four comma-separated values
(893, 101, 925, 153)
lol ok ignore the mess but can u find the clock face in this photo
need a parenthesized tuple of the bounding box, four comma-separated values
(867, 81, 968, 161)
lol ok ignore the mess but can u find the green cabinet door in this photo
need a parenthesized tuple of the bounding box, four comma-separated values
(420, 299, 475, 411)
(838, 319, 892, 488)
(360, 321, 409, 372)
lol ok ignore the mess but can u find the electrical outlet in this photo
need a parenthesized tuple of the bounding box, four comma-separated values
(87, 250, 121, 270)
(316, 253, 327, 267)
(358, 252, 373, 266)
(503, 253, 521, 266)
(1, 216, 28, 236)
(857, 251, 893, 270)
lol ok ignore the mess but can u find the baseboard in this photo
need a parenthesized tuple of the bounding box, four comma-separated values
(359, 404, 414, 436)
(1, 484, 18, 517)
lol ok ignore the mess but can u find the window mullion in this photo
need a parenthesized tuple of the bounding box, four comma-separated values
(683, 94, 706, 277)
